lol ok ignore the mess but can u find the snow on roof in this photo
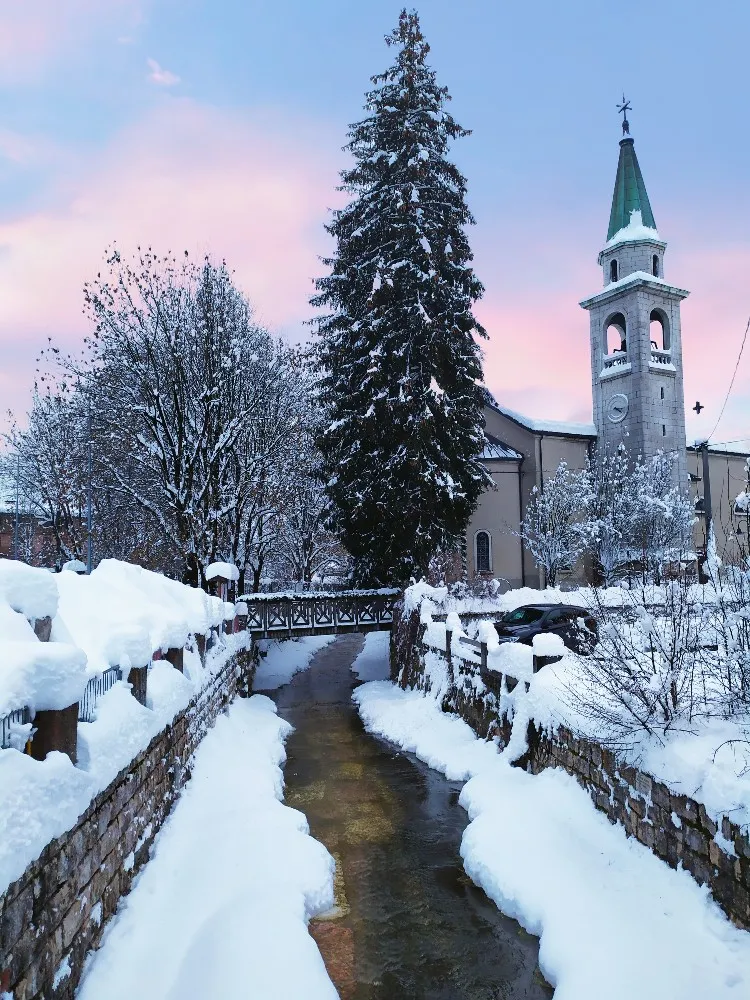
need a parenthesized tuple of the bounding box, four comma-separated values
(486, 398, 597, 438)
(581, 270, 689, 308)
(482, 433, 522, 461)
(206, 562, 240, 582)
(605, 209, 663, 249)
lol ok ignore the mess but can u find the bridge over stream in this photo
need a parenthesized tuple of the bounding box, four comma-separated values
(240, 589, 400, 639)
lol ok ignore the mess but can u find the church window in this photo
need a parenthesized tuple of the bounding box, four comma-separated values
(649, 309, 670, 351)
(610, 259, 619, 282)
(475, 531, 491, 574)
(660, 387, 665, 400)
(662, 425, 666, 436)
(652, 254, 659, 277)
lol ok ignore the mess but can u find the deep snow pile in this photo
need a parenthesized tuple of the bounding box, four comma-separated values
(77, 696, 337, 1000)
(530, 655, 750, 833)
(0, 562, 86, 721)
(0, 634, 243, 895)
(253, 635, 335, 690)
(55, 559, 226, 676)
(0, 557, 246, 896)
(354, 677, 750, 999)
(408, 581, 750, 833)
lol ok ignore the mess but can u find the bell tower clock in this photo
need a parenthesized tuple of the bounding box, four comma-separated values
(580, 103, 688, 488)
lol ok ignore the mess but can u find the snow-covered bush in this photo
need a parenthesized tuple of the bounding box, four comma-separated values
(517, 461, 591, 587)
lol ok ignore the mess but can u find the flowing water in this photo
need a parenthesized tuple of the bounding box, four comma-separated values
(269, 633, 552, 1000)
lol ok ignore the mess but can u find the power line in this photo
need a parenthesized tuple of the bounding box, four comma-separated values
(708, 315, 750, 441)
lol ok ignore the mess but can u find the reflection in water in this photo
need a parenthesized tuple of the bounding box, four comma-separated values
(270, 634, 553, 1000)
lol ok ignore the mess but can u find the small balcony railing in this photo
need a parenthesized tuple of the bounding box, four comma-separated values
(602, 352, 629, 371)
(650, 348, 672, 366)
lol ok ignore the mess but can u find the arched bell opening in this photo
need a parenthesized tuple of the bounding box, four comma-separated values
(649, 308, 670, 352)
(605, 312, 627, 355)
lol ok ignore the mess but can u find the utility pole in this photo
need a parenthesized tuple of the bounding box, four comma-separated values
(13, 452, 20, 560)
(699, 441, 713, 543)
(86, 407, 93, 575)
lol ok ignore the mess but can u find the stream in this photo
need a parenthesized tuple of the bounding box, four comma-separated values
(270, 633, 552, 1000)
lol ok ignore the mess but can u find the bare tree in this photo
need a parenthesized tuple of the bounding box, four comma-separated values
(68, 248, 290, 585)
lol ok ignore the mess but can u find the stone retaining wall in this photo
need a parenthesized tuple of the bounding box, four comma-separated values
(530, 725, 750, 929)
(392, 603, 750, 930)
(0, 646, 255, 1000)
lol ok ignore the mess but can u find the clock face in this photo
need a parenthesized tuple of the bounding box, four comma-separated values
(607, 393, 629, 423)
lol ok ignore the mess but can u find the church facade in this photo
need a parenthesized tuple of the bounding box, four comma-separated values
(467, 121, 749, 588)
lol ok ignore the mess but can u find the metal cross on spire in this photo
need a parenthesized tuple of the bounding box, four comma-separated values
(616, 94, 632, 135)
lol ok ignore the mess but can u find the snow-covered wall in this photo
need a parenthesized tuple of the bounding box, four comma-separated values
(394, 582, 750, 930)
(0, 638, 254, 1000)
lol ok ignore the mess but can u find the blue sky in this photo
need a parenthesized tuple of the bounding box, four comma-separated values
(0, 0, 748, 446)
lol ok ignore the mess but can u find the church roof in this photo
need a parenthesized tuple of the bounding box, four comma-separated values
(482, 433, 522, 461)
(485, 397, 597, 439)
(607, 136, 657, 242)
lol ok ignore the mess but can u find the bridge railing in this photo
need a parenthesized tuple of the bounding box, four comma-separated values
(239, 589, 400, 638)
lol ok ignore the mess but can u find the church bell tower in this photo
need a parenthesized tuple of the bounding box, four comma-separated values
(580, 103, 688, 487)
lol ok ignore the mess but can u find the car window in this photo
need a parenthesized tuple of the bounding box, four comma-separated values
(502, 608, 545, 625)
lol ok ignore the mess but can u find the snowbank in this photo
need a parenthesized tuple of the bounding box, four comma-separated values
(0, 634, 243, 895)
(253, 635, 335, 691)
(77, 696, 337, 1000)
(55, 560, 226, 675)
(523, 655, 750, 833)
(354, 678, 750, 999)
(0, 640, 87, 717)
(351, 631, 391, 681)
(0, 559, 58, 621)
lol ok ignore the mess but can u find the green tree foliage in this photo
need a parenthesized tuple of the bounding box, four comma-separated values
(313, 10, 489, 585)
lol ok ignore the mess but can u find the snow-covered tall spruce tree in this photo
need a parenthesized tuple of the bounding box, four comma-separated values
(313, 10, 489, 586)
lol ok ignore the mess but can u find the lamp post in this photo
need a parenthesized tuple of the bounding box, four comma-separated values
(86, 407, 93, 574)
(13, 452, 20, 560)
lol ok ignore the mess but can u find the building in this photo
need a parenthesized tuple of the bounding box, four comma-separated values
(467, 116, 749, 587)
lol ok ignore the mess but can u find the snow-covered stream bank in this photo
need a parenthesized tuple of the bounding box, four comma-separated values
(76, 695, 338, 1000)
(354, 635, 750, 1000)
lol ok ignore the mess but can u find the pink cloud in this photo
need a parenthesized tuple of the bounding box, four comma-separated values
(0, 99, 343, 426)
(147, 57, 180, 87)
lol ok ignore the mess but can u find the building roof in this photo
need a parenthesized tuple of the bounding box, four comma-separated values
(485, 396, 597, 439)
(482, 433, 522, 461)
(607, 135, 657, 242)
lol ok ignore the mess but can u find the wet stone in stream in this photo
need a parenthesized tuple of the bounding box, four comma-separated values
(268, 633, 553, 1000)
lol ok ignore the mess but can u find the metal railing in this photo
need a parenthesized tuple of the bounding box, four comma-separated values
(0, 706, 32, 750)
(78, 666, 122, 723)
(241, 590, 399, 639)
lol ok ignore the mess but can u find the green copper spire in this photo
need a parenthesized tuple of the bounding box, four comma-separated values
(606, 113, 657, 241)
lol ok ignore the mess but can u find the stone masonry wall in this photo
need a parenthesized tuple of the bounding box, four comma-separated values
(529, 725, 750, 930)
(0, 645, 255, 1000)
(392, 610, 750, 930)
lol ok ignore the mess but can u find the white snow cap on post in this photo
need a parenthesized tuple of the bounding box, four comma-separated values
(0, 560, 58, 621)
(532, 632, 566, 657)
(206, 562, 239, 582)
(0, 641, 88, 716)
(62, 559, 87, 574)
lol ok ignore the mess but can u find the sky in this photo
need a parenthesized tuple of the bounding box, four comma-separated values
(0, 0, 748, 448)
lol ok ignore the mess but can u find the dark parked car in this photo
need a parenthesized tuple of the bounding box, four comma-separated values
(494, 604, 598, 654)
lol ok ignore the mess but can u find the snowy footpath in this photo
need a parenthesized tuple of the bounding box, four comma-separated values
(77, 695, 337, 1000)
(354, 637, 750, 1000)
